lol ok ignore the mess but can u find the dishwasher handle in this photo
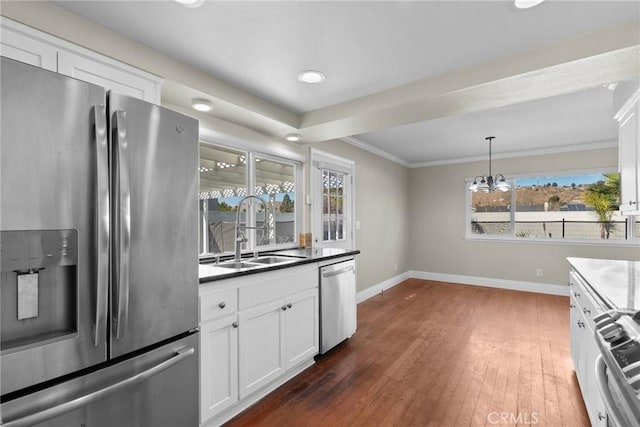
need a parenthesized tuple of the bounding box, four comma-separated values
(322, 265, 354, 278)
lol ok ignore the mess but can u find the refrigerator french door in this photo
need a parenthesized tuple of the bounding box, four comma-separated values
(0, 57, 199, 426)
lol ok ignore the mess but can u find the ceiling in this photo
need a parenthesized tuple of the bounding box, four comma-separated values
(52, 0, 640, 165)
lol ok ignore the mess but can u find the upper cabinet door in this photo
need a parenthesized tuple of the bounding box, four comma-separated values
(618, 101, 639, 215)
(0, 23, 57, 71)
(58, 51, 161, 104)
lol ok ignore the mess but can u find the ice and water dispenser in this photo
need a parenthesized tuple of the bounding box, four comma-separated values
(1, 230, 78, 353)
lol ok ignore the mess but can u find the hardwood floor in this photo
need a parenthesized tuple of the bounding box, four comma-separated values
(225, 279, 589, 426)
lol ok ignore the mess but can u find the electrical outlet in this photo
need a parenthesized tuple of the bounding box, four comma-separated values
(536, 269, 543, 277)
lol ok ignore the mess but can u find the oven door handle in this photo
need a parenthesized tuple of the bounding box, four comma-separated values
(595, 353, 624, 427)
(1, 347, 195, 427)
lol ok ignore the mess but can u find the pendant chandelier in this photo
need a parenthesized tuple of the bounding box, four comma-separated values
(468, 136, 511, 193)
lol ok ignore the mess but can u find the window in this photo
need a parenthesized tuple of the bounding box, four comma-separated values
(467, 171, 638, 242)
(322, 170, 347, 242)
(199, 143, 300, 256)
(255, 156, 297, 247)
(311, 149, 354, 251)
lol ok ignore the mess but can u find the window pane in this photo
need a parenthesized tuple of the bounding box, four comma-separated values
(322, 169, 347, 242)
(470, 190, 512, 236)
(255, 156, 296, 246)
(513, 173, 625, 240)
(199, 145, 247, 255)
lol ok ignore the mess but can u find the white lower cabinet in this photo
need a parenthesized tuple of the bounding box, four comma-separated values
(569, 271, 607, 427)
(199, 264, 319, 426)
(285, 289, 319, 368)
(200, 315, 239, 422)
(238, 298, 287, 399)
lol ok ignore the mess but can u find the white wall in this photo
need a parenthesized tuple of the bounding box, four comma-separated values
(408, 147, 640, 287)
(307, 140, 411, 292)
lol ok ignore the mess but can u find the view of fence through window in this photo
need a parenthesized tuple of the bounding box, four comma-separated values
(470, 172, 634, 241)
(199, 144, 297, 255)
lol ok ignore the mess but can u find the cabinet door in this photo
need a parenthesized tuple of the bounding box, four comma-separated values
(618, 101, 639, 214)
(0, 25, 57, 71)
(238, 299, 286, 399)
(569, 293, 581, 372)
(200, 316, 239, 423)
(285, 289, 319, 369)
(57, 51, 161, 103)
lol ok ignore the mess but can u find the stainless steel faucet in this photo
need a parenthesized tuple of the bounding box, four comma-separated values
(234, 195, 271, 261)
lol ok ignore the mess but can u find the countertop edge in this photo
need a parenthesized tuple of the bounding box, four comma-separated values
(199, 249, 360, 284)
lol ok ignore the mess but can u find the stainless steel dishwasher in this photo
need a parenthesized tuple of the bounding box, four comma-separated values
(319, 259, 357, 354)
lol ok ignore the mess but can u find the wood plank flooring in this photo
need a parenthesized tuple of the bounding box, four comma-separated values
(225, 279, 589, 427)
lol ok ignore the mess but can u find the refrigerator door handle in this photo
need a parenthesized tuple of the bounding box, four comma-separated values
(94, 105, 109, 347)
(1, 347, 195, 427)
(113, 110, 131, 339)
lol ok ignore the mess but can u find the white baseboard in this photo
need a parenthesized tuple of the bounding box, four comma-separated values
(356, 271, 410, 303)
(409, 270, 569, 296)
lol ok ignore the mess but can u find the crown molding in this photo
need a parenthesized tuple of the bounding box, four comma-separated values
(340, 137, 410, 167)
(407, 140, 618, 168)
(338, 137, 617, 168)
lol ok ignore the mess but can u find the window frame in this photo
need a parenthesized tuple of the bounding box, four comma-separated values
(465, 167, 640, 246)
(198, 141, 303, 259)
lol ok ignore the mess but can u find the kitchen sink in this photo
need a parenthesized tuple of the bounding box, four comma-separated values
(216, 261, 264, 270)
(248, 256, 302, 265)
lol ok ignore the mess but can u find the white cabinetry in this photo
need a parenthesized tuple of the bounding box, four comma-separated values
(1, 18, 162, 103)
(614, 80, 640, 215)
(285, 289, 320, 368)
(200, 315, 239, 420)
(199, 263, 319, 426)
(238, 298, 286, 399)
(199, 287, 239, 422)
(569, 271, 607, 426)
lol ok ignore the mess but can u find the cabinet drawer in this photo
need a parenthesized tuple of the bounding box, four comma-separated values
(570, 271, 605, 331)
(239, 265, 318, 310)
(201, 288, 238, 322)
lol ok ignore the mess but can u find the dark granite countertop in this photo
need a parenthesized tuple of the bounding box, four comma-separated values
(199, 248, 360, 284)
(567, 257, 640, 310)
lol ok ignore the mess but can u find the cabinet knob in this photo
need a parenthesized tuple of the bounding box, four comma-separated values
(232, 321, 238, 328)
(287, 303, 293, 309)
(569, 304, 576, 309)
(598, 412, 606, 421)
(218, 301, 226, 309)
(282, 305, 288, 311)
(577, 320, 585, 329)
(629, 201, 638, 206)
(575, 292, 581, 298)
(583, 307, 591, 315)
(568, 282, 573, 286)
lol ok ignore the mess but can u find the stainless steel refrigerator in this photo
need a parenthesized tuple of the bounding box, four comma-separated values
(0, 57, 199, 426)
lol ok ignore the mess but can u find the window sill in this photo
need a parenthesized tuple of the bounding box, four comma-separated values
(464, 235, 640, 248)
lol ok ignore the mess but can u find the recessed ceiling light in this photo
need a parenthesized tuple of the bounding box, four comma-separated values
(173, 0, 206, 8)
(514, 0, 545, 9)
(297, 70, 325, 84)
(192, 98, 212, 112)
(285, 133, 302, 142)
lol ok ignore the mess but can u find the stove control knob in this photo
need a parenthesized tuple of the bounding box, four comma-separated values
(600, 323, 626, 342)
(595, 317, 616, 330)
(593, 312, 614, 324)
